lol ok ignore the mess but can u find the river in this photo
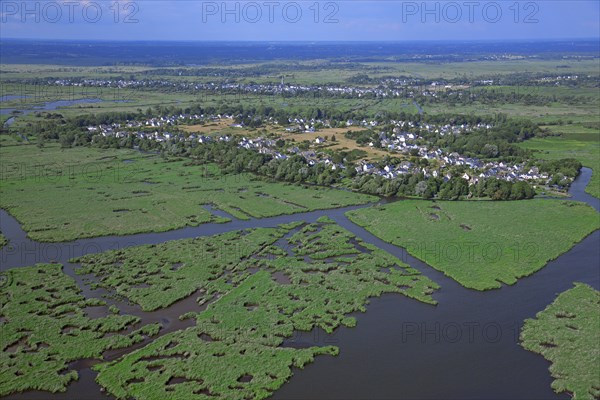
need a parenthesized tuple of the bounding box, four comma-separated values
(1, 98, 128, 127)
(1, 168, 598, 399)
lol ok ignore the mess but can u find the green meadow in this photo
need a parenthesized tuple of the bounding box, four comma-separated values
(521, 283, 600, 400)
(346, 199, 599, 290)
(0, 144, 374, 242)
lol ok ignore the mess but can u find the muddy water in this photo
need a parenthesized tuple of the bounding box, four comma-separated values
(1, 168, 598, 399)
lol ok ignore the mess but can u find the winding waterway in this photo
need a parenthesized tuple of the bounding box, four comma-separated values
(1, 98, 129, 127)
(1, 168, 598, 399)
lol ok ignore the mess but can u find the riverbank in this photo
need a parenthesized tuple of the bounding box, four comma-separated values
(346, 198, 599, 290)
(1, 160, 598, 400)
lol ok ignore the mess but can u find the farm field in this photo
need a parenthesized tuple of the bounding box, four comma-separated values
(0, 144, 375, 242)
(520, 283, 600, 400)
(346, 199, 600, 290)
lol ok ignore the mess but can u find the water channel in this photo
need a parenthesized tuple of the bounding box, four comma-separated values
(1, 168, 598, 399)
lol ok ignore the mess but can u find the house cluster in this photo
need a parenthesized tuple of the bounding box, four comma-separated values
(409, 121, 493, 136)
(369, 120, 492, 155)
(284, 117, 327, 133)
(144, 113, 236, 127)
(41, 78, 442, 100)
(354, 153, 551, 186)
(536, 75, 579, 83)
(231, 130, 551, 186)
(375, 131, 420, 152)
(87, 111, 552, 187)
(475, 163, 550, 184)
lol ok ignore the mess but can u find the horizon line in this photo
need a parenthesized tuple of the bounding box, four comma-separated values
(2, 37, 599, 43)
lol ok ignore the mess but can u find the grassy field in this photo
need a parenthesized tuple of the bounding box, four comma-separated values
(346, 199, 599, 290)
(0, 264, 161, 396)
(521, 283, 600, 400)
(2, 59, 598, 82)
(423, 100, 599, 123)
(76, 218, 440, 399)
(0, 144, 375, 242)
(0, 232, 6, 248)
(366, 59, 600, 80)
(518, 132, 600, 198)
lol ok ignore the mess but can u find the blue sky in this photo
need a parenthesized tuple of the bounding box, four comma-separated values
(1, 1, 599, 41)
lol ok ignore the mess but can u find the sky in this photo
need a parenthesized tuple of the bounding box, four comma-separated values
(1, 0, 599, 41)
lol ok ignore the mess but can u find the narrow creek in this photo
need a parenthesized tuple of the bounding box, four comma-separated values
(1, 168, 598, 399)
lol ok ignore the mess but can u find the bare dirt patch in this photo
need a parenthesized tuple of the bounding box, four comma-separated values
(179, 118, 236, 134)
(280, 126, 391, 160)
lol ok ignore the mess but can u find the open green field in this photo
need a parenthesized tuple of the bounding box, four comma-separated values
(346, 200, 599, 290)
(84, 218, 438, 399)
(423, 100, 599, 123)
(0, 144, 375, 242)
(474, 85, 600, 98)
(2, 58, 598, 82)
(366, 59, 600, 80)
(518, 132, 600, 198)
(521, 283, 600, 400)
(0, 264, 161, 396)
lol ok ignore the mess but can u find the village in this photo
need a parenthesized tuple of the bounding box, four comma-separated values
(87, 112, 557, 189)
(41, 77, 439, 100)
(35, 74, 575, 101)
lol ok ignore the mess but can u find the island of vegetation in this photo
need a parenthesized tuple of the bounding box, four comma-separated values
(0, 264, 161, 396)
(73, 217, 439, 399)
(346, 199, 599, 290)
(521, 283, 600, 400)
